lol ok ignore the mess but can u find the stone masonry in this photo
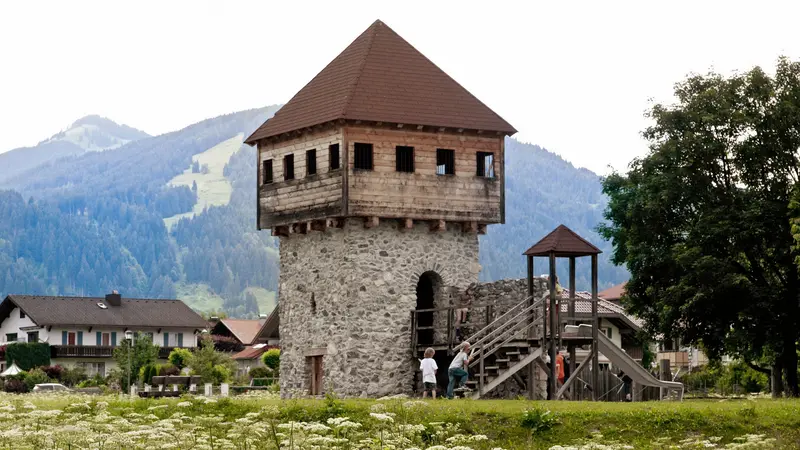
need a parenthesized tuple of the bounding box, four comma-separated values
(278, 218, 480, 398)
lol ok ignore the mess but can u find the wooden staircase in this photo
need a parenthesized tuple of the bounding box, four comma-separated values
(458, 293, 547, 399)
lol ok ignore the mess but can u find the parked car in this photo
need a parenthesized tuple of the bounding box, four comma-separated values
(32, 383, 70, 393)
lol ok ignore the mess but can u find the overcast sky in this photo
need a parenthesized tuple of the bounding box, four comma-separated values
(1, 1, 798, 174)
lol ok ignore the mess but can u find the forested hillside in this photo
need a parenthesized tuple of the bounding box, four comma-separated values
(0, 107, 281, 316)
(0, 107, 627, 317)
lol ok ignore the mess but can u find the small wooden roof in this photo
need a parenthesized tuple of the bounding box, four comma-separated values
(523, 225, 602, 257)
(245, 20, 516, 144)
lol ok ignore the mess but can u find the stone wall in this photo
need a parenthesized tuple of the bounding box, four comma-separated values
(278, 218, 480, 398)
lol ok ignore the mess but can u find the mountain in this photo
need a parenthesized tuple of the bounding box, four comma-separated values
(0, 115, 150, 183)
(0, 107, 627, 318)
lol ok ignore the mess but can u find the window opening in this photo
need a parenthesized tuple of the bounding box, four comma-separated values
(283, 154, 295, 180)
(395, 146, 414, 172)
(477, 152, 495, 178)
(354, 143, 373, 170)
(263, 160, 274, 184)
(329, 144, 340, 170)
(306, 149, 317, 176)
(311, 293, 317, 315)
(436, 149, 455, 175)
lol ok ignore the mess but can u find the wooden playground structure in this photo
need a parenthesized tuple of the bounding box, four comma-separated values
(411, 225, 684, 401)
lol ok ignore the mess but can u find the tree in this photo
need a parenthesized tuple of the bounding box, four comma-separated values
(600, 58, 800, 396)
(187, 335, 236, 384)
(261, 348, 280, 373)
(168, 347, 192, 369)
(113, 332, 159, 389)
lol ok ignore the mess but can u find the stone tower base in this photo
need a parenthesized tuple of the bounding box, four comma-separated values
(278, 218, 480, 398)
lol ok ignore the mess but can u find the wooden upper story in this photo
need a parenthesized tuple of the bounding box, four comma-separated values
(247, 20, 515, 233)
(256, 123, 504, 229)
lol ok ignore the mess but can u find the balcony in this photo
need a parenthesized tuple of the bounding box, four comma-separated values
(51, 345, 114, 358)
(50, 345, 184, 359)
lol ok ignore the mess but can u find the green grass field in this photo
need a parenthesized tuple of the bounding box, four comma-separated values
(5, 394, 798, 449)
(163, 133, 243, 230)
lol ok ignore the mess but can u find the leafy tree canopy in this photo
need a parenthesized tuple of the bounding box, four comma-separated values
(600, 57, 800, 396)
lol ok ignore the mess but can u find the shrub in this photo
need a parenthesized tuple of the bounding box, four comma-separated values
(5, 342, 50, 370)
(77, 374, 105, 388)
(61, 367, 88, 387)
(262, 349, 280, 372)
(168, 348, 192, 369)
(248, 367, 271, 379)
(159, 364, 180, 376)
(39, 365, 65, 381)
(521, 407, 560, 434)
(210, 365, 232, 384)
(23, 368, 52, 391)
(139, 364, 159, 385)
(3, 378, 27, 393)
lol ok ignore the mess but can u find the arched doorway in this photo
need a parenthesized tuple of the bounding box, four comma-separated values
(415, 271, 442, 345)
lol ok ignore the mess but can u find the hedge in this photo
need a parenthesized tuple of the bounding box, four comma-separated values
(5, 342, 50, 370)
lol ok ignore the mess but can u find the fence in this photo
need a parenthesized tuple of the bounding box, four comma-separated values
(563, 366, 660, 402)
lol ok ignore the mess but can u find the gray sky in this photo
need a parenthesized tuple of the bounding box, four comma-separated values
(1, 0, 797, 174)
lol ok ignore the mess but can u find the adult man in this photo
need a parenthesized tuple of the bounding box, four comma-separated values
(447, 342, 472, 399)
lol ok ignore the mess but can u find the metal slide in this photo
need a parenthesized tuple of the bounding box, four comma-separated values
(575, 324, 684, 400)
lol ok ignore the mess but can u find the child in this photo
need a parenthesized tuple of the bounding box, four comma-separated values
(420, 347, 438, 399)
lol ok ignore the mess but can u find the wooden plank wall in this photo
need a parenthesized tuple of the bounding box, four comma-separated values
(258, 128, 344, 227)
(345, 126, 504, 223)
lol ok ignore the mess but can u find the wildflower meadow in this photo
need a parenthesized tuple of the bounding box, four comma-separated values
(0, 391, 798, 449)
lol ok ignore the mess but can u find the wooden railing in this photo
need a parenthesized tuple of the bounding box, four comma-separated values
(410, 302, 499, 352)
(51, 345, 184, 359)
(51, 345, 114, 358)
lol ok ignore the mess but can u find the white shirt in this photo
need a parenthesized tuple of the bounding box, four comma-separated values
(420, 358, 438, 383)
(449, 351, 469, 370)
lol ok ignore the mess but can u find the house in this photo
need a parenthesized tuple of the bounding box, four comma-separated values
(230, 309, 279, 375)
(599, 281, 720, 370)
(598, 282, 627, 303)
(209, 317, 266, 351)
(559, 290, 646, 365)
(0, 293, 208, 377)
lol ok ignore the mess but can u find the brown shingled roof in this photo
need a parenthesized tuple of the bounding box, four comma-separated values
(523, 225, 602, 257)
(1, 295, 208, 329)
(245, 20, 516, 144)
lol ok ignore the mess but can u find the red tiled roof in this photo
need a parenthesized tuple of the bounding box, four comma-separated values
(232, 345, 273, 361)
(598, 282, 627, 301)
(218, 319, 265, 346)
(523, 225, 602, 257)
(245, 20, 516, 144)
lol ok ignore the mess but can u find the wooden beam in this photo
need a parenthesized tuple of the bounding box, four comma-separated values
(364, 216, 379, 229)
(310, 220, 327, 232)
(430, 219, 445, 232)
(477, 224, 488, 235)
(272, 226, 290, 237)
(462, 221, 477, 233)
(401, 218, 413, 230)
(555, 353, 594, 400)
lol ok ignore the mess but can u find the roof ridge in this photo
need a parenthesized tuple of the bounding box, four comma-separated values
(339, 20, 381, 119)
